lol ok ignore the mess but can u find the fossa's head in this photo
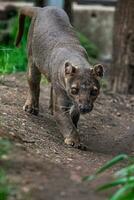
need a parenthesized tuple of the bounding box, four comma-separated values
(64, 62, 103, 114)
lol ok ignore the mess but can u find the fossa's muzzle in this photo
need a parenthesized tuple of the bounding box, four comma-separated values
(79, 103, 93, 114)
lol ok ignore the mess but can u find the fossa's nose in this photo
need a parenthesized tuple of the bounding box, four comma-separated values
(79, 104, 93, 114)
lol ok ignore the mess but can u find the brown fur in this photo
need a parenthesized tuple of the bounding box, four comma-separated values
(16, 6, 103, 149)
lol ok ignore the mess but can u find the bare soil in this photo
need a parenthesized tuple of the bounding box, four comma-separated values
(0, 73, 134, 200)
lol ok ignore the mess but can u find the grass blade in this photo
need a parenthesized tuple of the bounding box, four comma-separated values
(96, 154, 128, 175)
(83, 154, 128, 182)
(97, 177, 134, 191)
(82, 175, 95, 181)
(110, 183, 134, 200)
(115, 165, 134, 177)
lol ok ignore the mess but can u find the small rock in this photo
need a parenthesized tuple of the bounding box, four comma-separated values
(126, 103, 131, 108)
(60, 191, 66, 197)
(130, 96, 134, 102)
(70, 171, 81, 183)
(0, 85, 8, 90)
(15, 143, 23, 147)
(1, 155, 9, 160)
(22, 186, 30, 193)
(116, 112, 121, 117)
(55, 158, 61, 163)
(53, 149, 58, 154)
(36, 150, 41, 154)
(76, 166, 82, 170)
(9, 132, 15, 136)
(67, 158, 73, 161)
(2, 112, 7, 115)
(112, 99, 118, 103)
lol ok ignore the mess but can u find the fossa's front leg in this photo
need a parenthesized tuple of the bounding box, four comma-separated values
(56, 110, 80, 147)
(52, 89, 81, 148)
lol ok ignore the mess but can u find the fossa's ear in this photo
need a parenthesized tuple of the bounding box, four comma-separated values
(91, 64, 104, 79)
(65, 61, 77, 76)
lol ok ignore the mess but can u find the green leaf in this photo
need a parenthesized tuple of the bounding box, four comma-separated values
(0, 169, 7, 184)
(83, 154, 128, 182)
(115, 165, 134, 177)
(82, 175, 95, 181)
(0, 139, 11, 157)
(76, 31, 99, 60)
(96, 154, 128, 175)
(97, 177, 134, 191)
(0, 169, 10, 200)
(0, 185, 11, 200)
(110, 183, 134, 200)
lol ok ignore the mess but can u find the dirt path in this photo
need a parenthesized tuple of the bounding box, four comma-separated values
(0, 73, 134, 200)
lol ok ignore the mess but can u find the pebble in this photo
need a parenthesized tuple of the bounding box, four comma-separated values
(126, 103, 131, 108)
(70, 171, 81, 183)
(116, 112, 121, 117)
(67, 158, 73, 161)
(36, 150, 41, 154)
(15, 143, 23, 147)
(22, 186, 30, 193)
(112, 99, 118, 103)
(2, 112, 7, 115)
(9, 132, 15, 136)
(53, 149, 58, 154)
(60, 191, 66, 197)
(76, 166, 82, 170)
(55, 158, 61, 163)
(130, 96, 134, 102)
(1, 155, 9, 160)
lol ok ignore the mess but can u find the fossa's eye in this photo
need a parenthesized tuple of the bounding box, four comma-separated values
(71, 87, 79, 95)
(90, 88, 98, 96)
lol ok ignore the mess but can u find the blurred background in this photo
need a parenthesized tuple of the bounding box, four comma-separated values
(0, 0, 114, 71)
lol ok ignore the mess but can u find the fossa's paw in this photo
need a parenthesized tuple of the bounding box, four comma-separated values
(23, 102, 39, 115)
(64, 137, 87, 151)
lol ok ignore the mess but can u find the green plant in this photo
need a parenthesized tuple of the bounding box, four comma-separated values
(76, 32, 99, 60)
(0, 139, 11, 157)
(84, 154, 134, 200)
(0, 169, 11, 200)
(0, 45, 27, 74)
(0, 16, 30, 74)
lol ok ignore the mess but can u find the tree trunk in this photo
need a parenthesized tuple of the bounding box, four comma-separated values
(35, 0, 47, 7)
(64, 0, 73, 23)
(110, 0, 134, 94)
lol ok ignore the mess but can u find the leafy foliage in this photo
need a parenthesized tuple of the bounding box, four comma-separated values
(0, 169, 11, 200)
(76, 32, 99, 59)
(0, 139, 11, 157)
(84, 154, 134, 200)
(0, 16, 30, 74)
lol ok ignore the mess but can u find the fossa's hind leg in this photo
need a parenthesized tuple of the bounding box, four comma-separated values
(23, 61, 41, 115)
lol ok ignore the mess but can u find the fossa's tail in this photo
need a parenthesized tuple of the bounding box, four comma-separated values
(15, 7, 38, 47)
